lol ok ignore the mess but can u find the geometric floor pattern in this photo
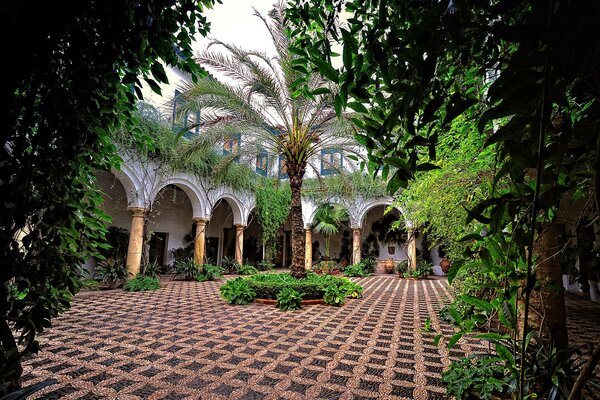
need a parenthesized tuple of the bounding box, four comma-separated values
(21, 275, 600, 399)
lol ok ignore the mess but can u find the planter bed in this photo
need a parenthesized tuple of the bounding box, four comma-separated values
(254, 298, 325, 305)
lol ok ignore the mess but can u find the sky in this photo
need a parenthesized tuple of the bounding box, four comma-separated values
(194, 0, 279, 56)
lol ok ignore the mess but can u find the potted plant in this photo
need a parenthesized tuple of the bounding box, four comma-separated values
(384, 258, 395, 274)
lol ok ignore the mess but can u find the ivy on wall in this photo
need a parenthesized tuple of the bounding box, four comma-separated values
(256, 180, 292, 263)
(303, 171, 387, 205)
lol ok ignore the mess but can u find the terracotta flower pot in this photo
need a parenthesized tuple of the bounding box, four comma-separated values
(440, 259, 451, 274)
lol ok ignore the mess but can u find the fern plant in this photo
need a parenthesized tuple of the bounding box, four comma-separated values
(174, 258, 199, 280)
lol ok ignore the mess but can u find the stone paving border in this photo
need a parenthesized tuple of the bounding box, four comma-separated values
(21, 275, 600, 399)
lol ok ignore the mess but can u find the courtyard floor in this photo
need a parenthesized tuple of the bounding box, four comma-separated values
(22, 275, 600, 400)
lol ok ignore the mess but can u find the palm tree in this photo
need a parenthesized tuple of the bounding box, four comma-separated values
(178, 2, 359, 278)
(312, 204, 349, 259)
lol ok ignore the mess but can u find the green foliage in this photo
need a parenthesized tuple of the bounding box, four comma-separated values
(79, 279, 100, 291)
(238, 265, 260, 275)
(323, 284, 345, 306)
(344, 263, 370, 277)
(142, 260, 161, 278)
(257, 261, 275, 271)
(199, 264, 224, 281)
(340, 279, 363, 298)
(313, 260, 338, 274)
(312, 204, 349, 258)
(99, 227, 130, 261)
(395, 260, 409, 275)
(255, 180, 291, 263)
(123, 276, 161, 292)
(170, 244, 195, 265)
(95, 258, 128, 286)
(276, 288, 304, 311)
(415, 260, 433, 277)
(1, 0, 217, 392)
(221, 256, 240, 275)
(174, 258, 200, 281)
(361, 257, 377, 274)
(443, 356, 509, 400)
(303, 172, 387, 204)
(220, 278, 256, 305)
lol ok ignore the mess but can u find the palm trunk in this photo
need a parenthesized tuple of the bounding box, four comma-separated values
(528, 222, 568, 349)
(289, 174, 306, 279)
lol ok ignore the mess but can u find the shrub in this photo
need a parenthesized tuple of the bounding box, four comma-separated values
(221, 256, 240, 274)
(80, 279, 100, 291)
(442, 356, 508, 400)
(340, 279, 363, 298)
(174, 258, 199, 280)
(257, 261, 275, 271)
(344, 263, 369, 277)
(247, 272, 345, 300)
(220, 277, 256, 305)
(361, 257, 377, 274)
(198, 264, 223, 281)
(239, 264, 259, 275)
(276, 287, 303, 311)
(95, 257, 127, 287)
(323, 284, 345, 306)
(313, 260, 338, 274)
(123, 276, 161, 292)
(171, 243, 194, 265)
(416, 260, 433, 277)
(142, 260, 161, 277)
(395, 260, 409, 275)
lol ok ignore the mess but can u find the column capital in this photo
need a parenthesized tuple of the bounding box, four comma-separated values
(352, 227, 362, 232)
(193, 217, 209, 225)
(127, 207, 147, 217)
(234, 223, 246, 229)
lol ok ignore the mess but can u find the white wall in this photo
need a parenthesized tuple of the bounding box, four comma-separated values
(148, 185, 194, 265)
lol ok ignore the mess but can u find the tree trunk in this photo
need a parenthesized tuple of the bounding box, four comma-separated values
(289, 174, 306, 279)
(528, 222, 569, 349)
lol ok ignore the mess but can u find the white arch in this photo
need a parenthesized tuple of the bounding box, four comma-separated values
(154, 176, 208, 219)
(354, 197, 406, 229)
(111, 164, 145, 208)
(210, 189, 249, 225)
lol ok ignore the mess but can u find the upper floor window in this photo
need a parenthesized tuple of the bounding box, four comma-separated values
(278, 155, 288, 179)
(320, 149, 343, 176)
(173, 89, 200, 138)
(256, 149, 269, 176)
(224, 133, 241, 161)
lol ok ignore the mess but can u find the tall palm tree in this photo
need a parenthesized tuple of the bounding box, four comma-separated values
(179, 2, 359, 278)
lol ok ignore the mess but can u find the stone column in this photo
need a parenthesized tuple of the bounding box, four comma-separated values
(304, 228, 312, 270)
(352, 228, 362, 265)
(407, 229, 417, 269)
(194, 218, 208, 266)
(234, 224, 244, 265)
(126, 207, 146, 278)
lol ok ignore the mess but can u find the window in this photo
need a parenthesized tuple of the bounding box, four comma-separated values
(173, 89, 200, 138)
(320, 149, 343, 176)
(256, 149, 269, 176)
(278, 155, 288, 179)
(223, 133, 241, 162)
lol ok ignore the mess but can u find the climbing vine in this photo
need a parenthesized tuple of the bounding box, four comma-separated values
(256, 180, 292, 263)
(303, 172, 387, 204)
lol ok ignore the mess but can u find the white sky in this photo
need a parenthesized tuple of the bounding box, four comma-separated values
(195, 0, 279, 56)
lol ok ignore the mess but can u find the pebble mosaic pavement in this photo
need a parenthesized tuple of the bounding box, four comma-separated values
(21, 275, 600, 400)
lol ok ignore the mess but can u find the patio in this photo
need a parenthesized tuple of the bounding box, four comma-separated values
(22, 276, 600, 400)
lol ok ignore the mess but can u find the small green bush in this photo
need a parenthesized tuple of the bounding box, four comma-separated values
(220, 277, 256, 305)
(442, 356, 508, 400)
(95, 257, 127, 286)
(344, 263, 370, 277)
(361, 257, 377, 274)
(174, 258, 199, 280)
(340, 279, 363, 298)
(323, 284, 345, 306)
(80, 279, 100, 291)
(257, 261, 274, 271)
(221, 256, 240, 274)
(238, 264, 259, 275)
(416, 260, 433, 277)
(141, 260, 161, 277)
(395, 260, 409, 274)
(201, 264, 223, 281)
(276, 287, 303, 311)
(123, 275, 161, 292)
(247, 272, 345, 300)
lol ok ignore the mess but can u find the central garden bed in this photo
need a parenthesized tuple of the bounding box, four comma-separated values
(220, 272, 363, 310)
